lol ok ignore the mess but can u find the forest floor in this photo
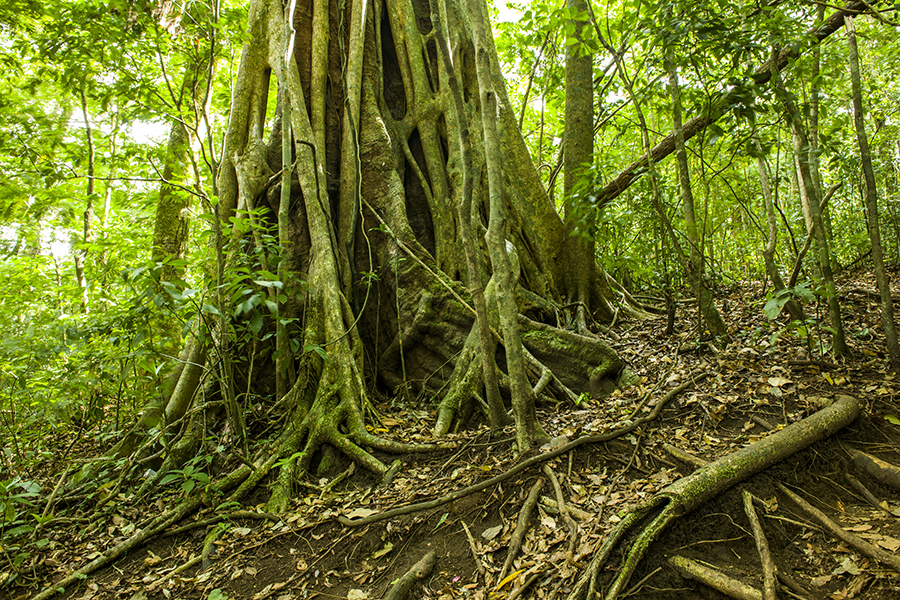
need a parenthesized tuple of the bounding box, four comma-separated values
(5, 266, 900, 600)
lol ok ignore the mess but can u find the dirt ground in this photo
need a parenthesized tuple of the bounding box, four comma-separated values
(6, 266, 900, 600)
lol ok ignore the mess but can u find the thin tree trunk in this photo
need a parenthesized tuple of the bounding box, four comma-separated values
(755, 143, 805, 321)
(75, 88, 94, 314)
(845, 15, 900, 369)
(770, 50, 849, 359)
(666, 51, 728, 340)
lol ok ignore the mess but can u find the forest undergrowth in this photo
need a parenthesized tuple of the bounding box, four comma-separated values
(3, 265, 900, 600)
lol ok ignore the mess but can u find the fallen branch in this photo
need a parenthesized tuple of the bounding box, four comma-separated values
(568, 394, 860, 600)
(383, 550, 436, 600)
(777, 483, 900, 572)
(848, 448, 900, 491)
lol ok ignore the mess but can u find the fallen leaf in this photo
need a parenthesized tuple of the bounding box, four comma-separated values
(370, 541, 394, 559)
(345, 508, 377, 519)
(481, 524, 502, 541)
(877, 536, 900, 552)
(832, 556, 860, 576)
(768, 376, 792, 387)
(347, 590, 368, 600)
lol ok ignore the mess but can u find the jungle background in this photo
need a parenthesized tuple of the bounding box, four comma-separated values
(2, 0, 900, 599)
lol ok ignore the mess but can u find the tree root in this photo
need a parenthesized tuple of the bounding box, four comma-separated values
(567, 394, 860, 600)
(848, 447, 900, 491)
(742, 490, 777, 600)
(383, 550, 435, 600)
(669, 555, 763, 600)
(339, 371, 707, 527)
(29, 464, 250, 600)
(777, 482, 900, 572)
(499, 477, 545, 581)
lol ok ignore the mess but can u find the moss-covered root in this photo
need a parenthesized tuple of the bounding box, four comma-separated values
(668, 556, 763, 600)
(435, 323, 488, 436)
(383, 551, 436, 600)
(568, 394, 861, 600)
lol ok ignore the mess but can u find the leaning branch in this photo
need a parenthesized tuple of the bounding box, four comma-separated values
(592, 0, 867, 209)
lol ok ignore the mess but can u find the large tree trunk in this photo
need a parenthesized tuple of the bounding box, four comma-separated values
(136, 0, 624, 506)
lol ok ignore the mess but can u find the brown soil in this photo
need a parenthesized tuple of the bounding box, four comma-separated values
(5, 267, 900, 600)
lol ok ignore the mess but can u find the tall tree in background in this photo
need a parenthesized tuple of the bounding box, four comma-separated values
(665, 45, 728, 339)
(845, 14, 900, 370)
(771, 50, 849, 359)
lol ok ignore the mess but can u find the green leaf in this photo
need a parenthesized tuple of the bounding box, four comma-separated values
(202, 304, 222, 317)
(249, 312, 264, 335)
(304, 344, 329, 362)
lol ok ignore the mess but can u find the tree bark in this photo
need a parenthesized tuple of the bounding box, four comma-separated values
(564, 0, 595, 333)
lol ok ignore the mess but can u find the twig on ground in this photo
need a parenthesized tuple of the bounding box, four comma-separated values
(499, 477, 545, 581)
(843, 471, 895, 517)
(742, 490, 777, 600)
(146, 555, 202, 591)
(661, 443, 707, 469)
(508, 570, 543, 600)
(751, 415, 777, 431)
(543, 464, 579, 560)
(778, 483, 900, 572)
(460, 521, 485, 580)
(539, 496, 593, 521)
(383, 550, 436, 600)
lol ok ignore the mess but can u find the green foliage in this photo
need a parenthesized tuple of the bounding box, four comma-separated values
(159, 457, 212, 495)
(763, 283, 814, 320)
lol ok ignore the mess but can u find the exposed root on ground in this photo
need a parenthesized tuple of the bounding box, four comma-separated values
(567, 395, 861, 600)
